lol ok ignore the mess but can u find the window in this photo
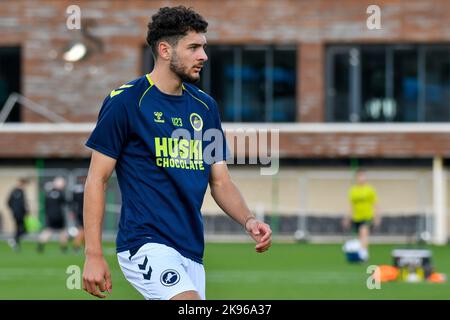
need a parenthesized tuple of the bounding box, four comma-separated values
(204, 45, 296, 122)
(143, 45, 297, 122)
(326, 44, 450, 122)
(393, 48, 418, 122)
(361, 47, 386, 122)
(328, 49, 350, 122)
(424, 48, 450, 121)
(0, 47, 21, 122)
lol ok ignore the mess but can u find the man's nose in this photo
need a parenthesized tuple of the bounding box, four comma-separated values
(199, 49, 208, 62)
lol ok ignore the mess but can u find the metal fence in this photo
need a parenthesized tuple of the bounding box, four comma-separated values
(0, 168, 441, 244)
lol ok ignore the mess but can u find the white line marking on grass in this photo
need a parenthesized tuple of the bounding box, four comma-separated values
(207, 270, 366, 285)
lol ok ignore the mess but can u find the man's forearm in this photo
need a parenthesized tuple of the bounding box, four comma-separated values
(84, 178, 107, 256)
(210, 179, 254, 227)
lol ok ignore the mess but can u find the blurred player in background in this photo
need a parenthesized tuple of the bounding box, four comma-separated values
(343, 169, 380, 261)
(37, 176, 69, 253)
(6, 177, 30, 251)
(82, 6, 272, 300)
(70, 175, 86, 253)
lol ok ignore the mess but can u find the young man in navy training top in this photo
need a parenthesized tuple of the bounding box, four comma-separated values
(82, 6, 272, 300)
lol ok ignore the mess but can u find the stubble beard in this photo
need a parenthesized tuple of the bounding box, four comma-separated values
(169, 53, 200, 84)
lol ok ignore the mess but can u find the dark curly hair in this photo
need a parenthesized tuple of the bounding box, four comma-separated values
(147, 6, 208, 59)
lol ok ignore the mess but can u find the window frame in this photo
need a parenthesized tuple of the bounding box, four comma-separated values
(326, 44, 450, 123)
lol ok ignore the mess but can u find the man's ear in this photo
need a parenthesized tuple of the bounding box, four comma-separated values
(158, 41, 172, 61)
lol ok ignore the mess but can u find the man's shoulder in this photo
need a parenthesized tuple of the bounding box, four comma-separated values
(105, 75, 151, 105)
(183, 83, 217, 109)
(8, 188, 19, 197)
(349, 185, 363, 194)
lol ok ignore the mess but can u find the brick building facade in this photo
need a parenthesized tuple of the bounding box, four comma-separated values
(1, 0, 450, 157)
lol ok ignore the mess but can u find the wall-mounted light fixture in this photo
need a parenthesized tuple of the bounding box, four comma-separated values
(62, 19, 103, 63)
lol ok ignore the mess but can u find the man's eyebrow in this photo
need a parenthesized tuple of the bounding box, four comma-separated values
(187, 42, 207, 47)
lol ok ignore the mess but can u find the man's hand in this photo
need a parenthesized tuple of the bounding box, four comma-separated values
(82, 254, 112, 298)
(245, 218, 272, 253)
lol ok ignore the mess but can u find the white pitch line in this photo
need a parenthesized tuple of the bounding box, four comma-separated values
(207, 270, 366, 284)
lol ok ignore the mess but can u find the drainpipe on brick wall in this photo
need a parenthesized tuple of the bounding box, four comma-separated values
(432, 156, 447, 245)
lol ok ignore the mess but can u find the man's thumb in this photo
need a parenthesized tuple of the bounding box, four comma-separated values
(252, 224, 260, 235)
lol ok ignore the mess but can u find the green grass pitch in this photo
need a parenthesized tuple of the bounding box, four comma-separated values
(0, 241, 449, 299)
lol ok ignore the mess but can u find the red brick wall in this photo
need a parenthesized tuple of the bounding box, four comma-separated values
(1, 126, 450, 159)
(298, 43, 324, 122)
(1, 0, 450, 158)
(0, 131, 90, 158)
(3, 0, 450, 122)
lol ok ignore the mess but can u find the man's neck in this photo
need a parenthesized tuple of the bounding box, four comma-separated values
(149, 68, 183, 96)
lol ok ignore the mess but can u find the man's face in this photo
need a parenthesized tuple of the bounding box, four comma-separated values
(53, 177, 66, 190)
(356, 172, 366, 184)
(169, 31, 208, 83)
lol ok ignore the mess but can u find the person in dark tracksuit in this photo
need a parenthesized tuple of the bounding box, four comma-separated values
(7, 178, 29, 251)
(37, 176, 69, 253)
(71, 176, 86, 253)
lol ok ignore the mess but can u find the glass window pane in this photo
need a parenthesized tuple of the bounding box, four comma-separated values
(393, 49, 418, 122)
(330, 52, 350, 122)
(241, 49, 266, 122)
(425, 49, 450, 122)
(361, 48, 386, 122)
(142, 46, 154, 74)
(195, 45, 297, 123)
(209, 47, 235, 122)
(0, 47, 21, 122)
(272, 49, 296, 122)
(327, 44, 450, 123)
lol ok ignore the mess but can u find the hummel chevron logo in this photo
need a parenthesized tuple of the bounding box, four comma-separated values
(143, 266, 152, 280)
(137, 256, 152, 280)
(138, 256, 148, 270)
(154, 111, 164, 123)
(110, 84, 133, 98)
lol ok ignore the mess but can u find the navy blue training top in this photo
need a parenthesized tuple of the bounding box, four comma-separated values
(86, 74, 229, 264)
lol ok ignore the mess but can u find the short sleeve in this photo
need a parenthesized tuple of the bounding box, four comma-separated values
(86, 96, 130, 160)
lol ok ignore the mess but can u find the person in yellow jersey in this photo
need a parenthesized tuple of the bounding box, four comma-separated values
(343, 169, 380, 261)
